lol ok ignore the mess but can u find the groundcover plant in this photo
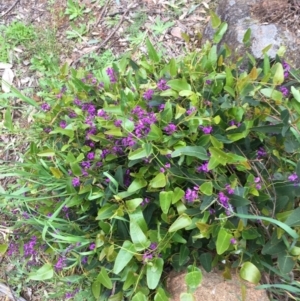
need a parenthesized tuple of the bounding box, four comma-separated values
(2, 25, 300, 300)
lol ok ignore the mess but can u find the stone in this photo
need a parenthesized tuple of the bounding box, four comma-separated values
(202, 0, 300, 68)
(166, 268, 270, 301)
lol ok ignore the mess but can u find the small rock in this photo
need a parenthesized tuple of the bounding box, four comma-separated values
(202, 0, 300, 68)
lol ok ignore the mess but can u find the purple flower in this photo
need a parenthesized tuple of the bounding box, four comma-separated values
(73, 98, 82, 106)
(41, 103, 51, 111)
(141, 197, 150, 206)
(23, 236, 37, 257)
(218, 192, 229, 207)
(81, 161, 90, 169)
(185, 188, 198, 203)
(257, 147, 267, 159)
(200, 125, 213, 135)
(157, 78, 170, 91)
(164, 123, 177, 135)
(165, 163, 171, 169)
(68, 110, 77, 118)
(288, 173, 298, 183)
(143, 89, 154, 100)
(44, 127, 52, 133)
(87, 152, 95, 160)
(205, 79, 212, 85)
(283, 60, 290, 78)
(186, 107, 196, 115)
(72, 177, 80, 187)
(55, 256, 66, 270)
(81, 256, 88, 264)
(230, 238, 237, 244)
(114, 120, 122, 127)
(59, 120, 67, 129)
(196, 162, 209, 173)
(225, 184, 234, 195)
(89, 243, 96, 250)
(279, 86, 289, 97)
(149, 242, 158, 250)
(106, 67, 117, 83)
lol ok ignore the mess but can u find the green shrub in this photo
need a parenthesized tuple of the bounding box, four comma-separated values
(2, 34, 300, 300)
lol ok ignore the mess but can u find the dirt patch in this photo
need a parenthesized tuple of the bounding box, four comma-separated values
(251, 0, 300, 32)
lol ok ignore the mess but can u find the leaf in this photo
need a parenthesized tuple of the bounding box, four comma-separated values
(172, 187, 185, 204)
(291, 86, 300, 103)
(146, 38, 160, 63)
(96, 204, 118, 220)
(216, 228, 231, 255)
(146, 258, 164, 289)
(2, 68, 14, 92)
(213, 22, 228, 43)
(167, 79, 191, 91)
(169, 214, 192, 232)
(154, 287, 169, 301)
(92, 281, 101, 299)
(49, 167, 63, 179)
(130, 221, 149, 250)
(127, 178, 147, 193)
(199, 253, 212, 272)
(97, 267, 113, 289)
(180, 293, 195, 301)
(37, 149, 55, 157)
(148, 124, 163, 141)
(240, 262, 261, 284)
(27, 263, 54, 281)
(179, 245, 190, 266)
(278, 252, 295, 274)
(273, 62, 284, 86)
(126, 198, 143, 211)
(284, 207, 300, 227)
(260, 88, 282, 102)
(149, 173, 166, 188)
(4, 108, 13, 131)
(199, 182, 213, 196)
(0, 243, 8, 255)
(209, 10, 221, 29)
(132, 292, 147, 301)
(171, 146, 208, 160)
(185, 268, 202, 289)
(159, 191, 173, 214)
(113, 241, 136, 274)
(243, 28, 251, 44)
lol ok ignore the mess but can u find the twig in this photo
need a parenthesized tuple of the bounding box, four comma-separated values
(0, 0, 20, 19)
(94, 0, 111, 28)
(71, 3, 137, 66)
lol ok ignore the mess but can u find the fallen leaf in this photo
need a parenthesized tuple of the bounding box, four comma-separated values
(2, 68, 14, 92)
(170, 27, 184, 39)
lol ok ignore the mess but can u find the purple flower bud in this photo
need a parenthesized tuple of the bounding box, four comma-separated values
(72, 177, 80, 187)
(41, 103, 51, 111)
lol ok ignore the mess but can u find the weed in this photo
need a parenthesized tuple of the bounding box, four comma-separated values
(65, 0, 89, 20)
(152, 16, 175, 36)
(66, 24, 88, 42)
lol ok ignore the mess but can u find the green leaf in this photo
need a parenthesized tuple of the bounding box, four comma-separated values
(171, 146, 208, 160)
(96, 204, 118, 220)
(127, 178, 147, 193)
(146, 258, 164, 289)
(179, 245, 190, 266)
(243, 28, 251, 44)
(273, 62, 284, 85)
(148, 124, 163, 141)
(113, 241, 136, 274)
(92, 281, 101, 299)
(149, 172, 166, 188)
(130, 221, 149, 250)
(284, 207, 300, 227)
(185, 268, 202, 289)
(132, 292, 147, 301)
(27, 263, 54, 281)
(216, 228, 231, 255)
(278, 252, 295, 274)
(240, 262, 261, 284)
(169, 214, 192, 232)
(167, 79, 191, 91)
(126, 198, 143, 211)
(146, 38, 160, 63)
(209, 147, 231, 165)
(199, 253, 212, 272)
(37, 149, 55, 157)
(172, 187, 185, 204)
(209, 10, 221, 29)
(260, 88, 282, 102)
(4, 108, 13, 131)
(0, 243, 8, 255)
(98, 267, 113, 289)
(159, 191, 173, 214)
(213, 22, 228, 43)
(154, 287, 169, 301)
(50, 128, 74, 138)
(291, 86, 300, 103)
(180, 293, 195, 301)
(199, 182, 213, 196)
